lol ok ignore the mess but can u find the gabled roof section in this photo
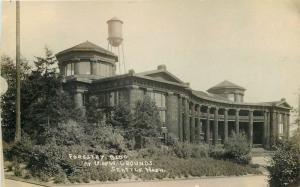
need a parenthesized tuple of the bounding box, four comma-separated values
(56, 41, 116, 57)
(208, 80, 245, 92)
(260, 99, 292, 109)
(136, 65, 185, 85)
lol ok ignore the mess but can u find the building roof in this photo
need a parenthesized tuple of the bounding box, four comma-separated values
(107, 17, 123, 23)
(56, 41, 116, 57)
(208, 80, 246, 92)
(136, 68, 185, 84)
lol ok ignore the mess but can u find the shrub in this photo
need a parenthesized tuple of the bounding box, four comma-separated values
(172, 142, 209, 159)
(224, 132, 251, 164)
(173, 142, 193, 159)
(209, 144, 225, 159)
(149, 155, 260, 179)
(191, 143, 209, 158)
(268, 140, 300, 187)
(54, 172, 67, 184)
(13, 162, 22, 177)
(24, 173, 32, 179)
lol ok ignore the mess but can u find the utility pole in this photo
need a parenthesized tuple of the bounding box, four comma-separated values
(298, 87, 300, 127)
(14, 0, 21, 143)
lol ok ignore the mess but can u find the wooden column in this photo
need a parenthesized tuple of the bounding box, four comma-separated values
(178, 95, 183, 141)
(166, 92, 179, 140)
(286, 113, 290, 139)
(271, 111, 277, 145)
(277, 112, 281, 138)
(195, 105, 201, 143)
(198, 105, 203, 142)
(224, 108, 229, 143)
(190, 103, 195, 143)
(205, 106, 211, 144)
(283, 113, 287, 140)
(184, 98, 190, 142)
(74, 61, 80, 75)
(264, 110, 270, 149)
(235, 109, 240, 134)
(249, 109, 254, 147)
(214, 107, 219, 145)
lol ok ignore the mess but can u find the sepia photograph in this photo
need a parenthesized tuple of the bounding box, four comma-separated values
(0, 0, 300, 187)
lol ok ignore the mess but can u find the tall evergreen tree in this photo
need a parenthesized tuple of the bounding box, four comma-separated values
(1, 48, 82, 142)
(131, 96, 162, 149)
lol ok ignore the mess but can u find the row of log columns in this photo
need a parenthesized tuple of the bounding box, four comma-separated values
(173, 95, 289, 148)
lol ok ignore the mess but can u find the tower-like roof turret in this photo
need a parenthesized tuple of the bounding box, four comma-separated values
(207, 80, 245, 93)
(56, 41, 116, 57)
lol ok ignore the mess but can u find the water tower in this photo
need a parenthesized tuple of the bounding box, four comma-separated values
(107, 17, 126, 74)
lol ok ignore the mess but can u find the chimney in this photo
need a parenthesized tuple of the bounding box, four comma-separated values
(157, 64, 167, 71)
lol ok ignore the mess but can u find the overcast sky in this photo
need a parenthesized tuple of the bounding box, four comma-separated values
(1, 0, 300, 111)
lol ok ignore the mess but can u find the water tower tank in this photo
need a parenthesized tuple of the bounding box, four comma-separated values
(107, 17, 123, 47)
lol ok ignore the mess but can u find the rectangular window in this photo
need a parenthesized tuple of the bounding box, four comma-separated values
(78, 61, 91, 75)
(65, 63, 75, 76)
(99, 63, 106, 76)
(228, 94, 234, 102)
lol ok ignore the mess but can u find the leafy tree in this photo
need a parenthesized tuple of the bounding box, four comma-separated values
(131, 96, 162, 149)
(0, 56, 31, 142)
(110, 100, 132, 129)
(109, 100, 133, 142)
(41, 120, 86, 146)
(268, 140, 300, 187)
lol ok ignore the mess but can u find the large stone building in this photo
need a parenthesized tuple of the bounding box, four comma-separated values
(56, 41, 291, 149)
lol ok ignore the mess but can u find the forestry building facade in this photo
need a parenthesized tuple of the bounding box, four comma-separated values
(56, 41, 291, 149)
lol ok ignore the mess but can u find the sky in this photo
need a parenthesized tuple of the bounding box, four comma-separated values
(0, 0, 300, 115)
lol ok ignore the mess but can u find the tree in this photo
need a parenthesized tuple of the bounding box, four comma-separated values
(85, 96, 105, 125)
(110, 100, 132, 129)
(22, 47, 82, 140)
(131, 96, 162, 149)
(0, 55, 31, 142)
(268, 140, 299, 187)
(1, 48, 81, 142)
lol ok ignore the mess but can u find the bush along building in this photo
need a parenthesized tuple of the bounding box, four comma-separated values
(56, 41, 291, 149)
